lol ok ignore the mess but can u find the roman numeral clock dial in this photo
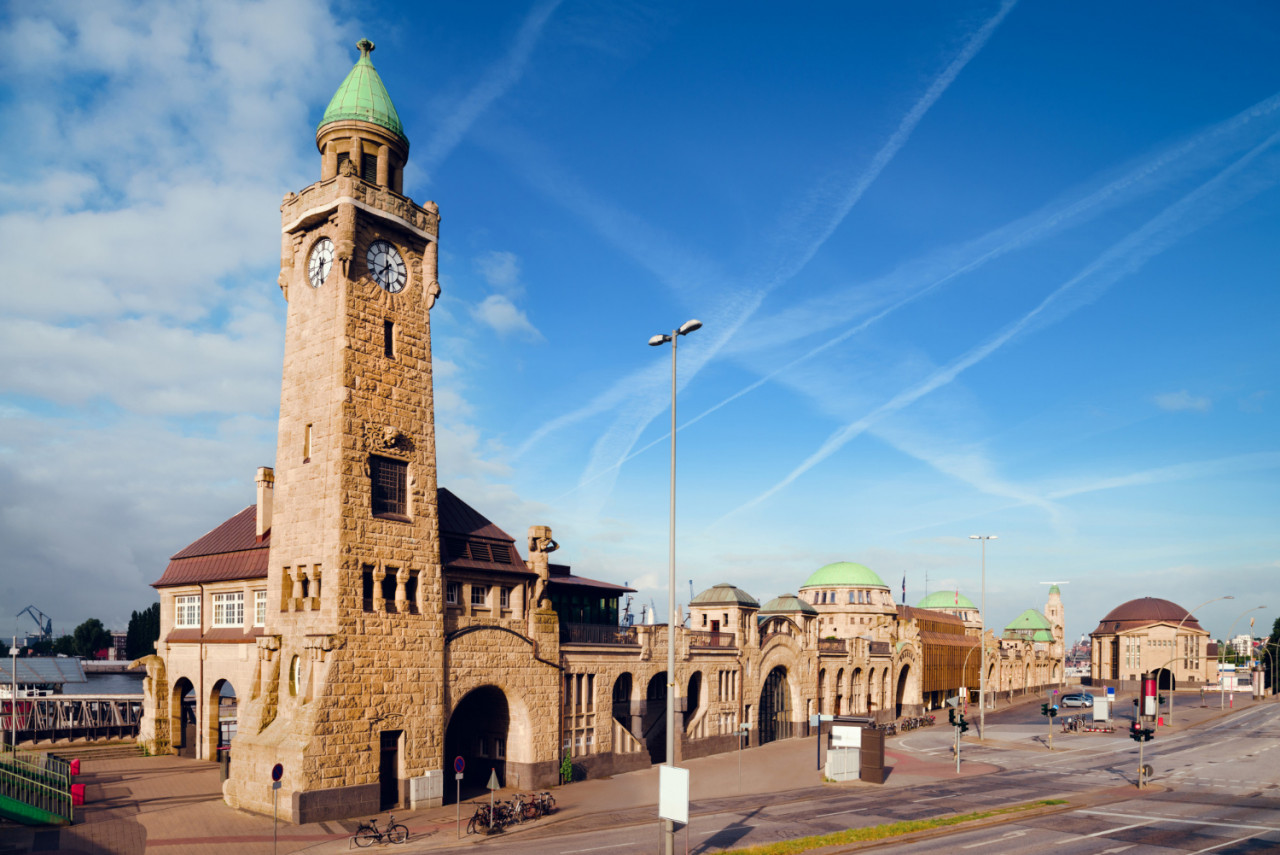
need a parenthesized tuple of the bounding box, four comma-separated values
(367, 239, 406, 293)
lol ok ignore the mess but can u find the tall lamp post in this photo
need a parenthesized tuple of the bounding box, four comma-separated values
(969, 535, 996, 737)
(649, 318, 701, 855)
(1219, 606, 1265, 709)
(1163, 595, 1231, 726)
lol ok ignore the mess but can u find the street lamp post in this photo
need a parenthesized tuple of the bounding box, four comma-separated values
(649, 318, 701, 855)
(1164, 596, 1232, 726)
(969, 535, 996, 737)
(1219, 606, 1266, 710)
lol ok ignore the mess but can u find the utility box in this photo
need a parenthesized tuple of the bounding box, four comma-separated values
(859, 727, 885, 784)
(410, 770, 443, 808)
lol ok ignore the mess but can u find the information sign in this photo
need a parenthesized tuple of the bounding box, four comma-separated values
(830, 725, 862, 748)
(658, 765, 690, 824)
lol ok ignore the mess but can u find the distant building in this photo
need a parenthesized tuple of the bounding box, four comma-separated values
(1089, 597, 1214, 689)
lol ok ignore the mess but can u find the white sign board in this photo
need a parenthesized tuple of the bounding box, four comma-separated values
(1091, 697, 1110, 723)
(830, 725, 862, 749)
(658, 766, 689, 825)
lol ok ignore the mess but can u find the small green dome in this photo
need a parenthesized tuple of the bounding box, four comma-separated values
(917, 590, 977, 610)
(1004, 609, 1053, 632)
(690, 583, 759, 608)
(318, 39, 407, 145)
(800, 561, 888, 590)
(759, 594, 818, 616)
(1048, 584, 1061, 595)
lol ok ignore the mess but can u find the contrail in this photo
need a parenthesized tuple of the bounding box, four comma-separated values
(720, 127, 1280, 520)
(418, 0, 563, 181)
(523, 2, 1019, 503)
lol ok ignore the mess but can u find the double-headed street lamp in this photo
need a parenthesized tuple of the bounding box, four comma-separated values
(1219, 606, 1266, 709)
(649, 318, 701, 855)
(1161, 595, 1232, 726)
(969, 534, 996, 737)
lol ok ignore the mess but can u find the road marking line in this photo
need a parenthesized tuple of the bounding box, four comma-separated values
(1055, 819, 1154, 844)
(1190, 830, 1273, 853)
(700, 825, 753, 835)
(813, 808, 865, 817)
(961, 829, 1025, 848)
(912, 796, 948, 802)
(1079, 810, 1280, 831)
(563, 845, 624, 853)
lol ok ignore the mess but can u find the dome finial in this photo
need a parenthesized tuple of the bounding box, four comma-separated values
(357, 38, 375, 57)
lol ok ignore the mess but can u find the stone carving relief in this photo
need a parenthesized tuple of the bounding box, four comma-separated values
(361, 422, 414, 456)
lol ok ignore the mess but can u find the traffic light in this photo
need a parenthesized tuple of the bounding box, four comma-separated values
(1050, 705, 1058, 719)
(948, 708, 957, 727)
(1141, 727, 1154, 742)
(1041, 703, 1050, 716)
(1158, 694, 1166, 706)
(958, 714, 969, 734)
(1130, 721, 1141, 742)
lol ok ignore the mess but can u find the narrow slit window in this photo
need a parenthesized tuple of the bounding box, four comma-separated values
(384, 320, 395, 357)
(362, 152, 378, 182)
(303, 424, 312, 461)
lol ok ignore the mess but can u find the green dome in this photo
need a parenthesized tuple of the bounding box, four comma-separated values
(318, 39, 407, 145)
(800, 561, 887, 590)
(690, 583, 759, 608)
(1004, 609, 1053, 632)
(759, 594, 818, 616)
(917, 590, 977, 610)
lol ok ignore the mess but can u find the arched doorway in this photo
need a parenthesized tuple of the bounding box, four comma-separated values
(644, 673, 667, 763)
(170, 677, 196, 758)
(684, 672, 702, 729)
(759, 666, 792, 745)
(612, 672, 634, 735)
(444, 686, 510, 804)
(835, 668, 845, 715)
(850, 667, 863, 714)
(895, 665, 910, 719)
(817, 669, 826, 714)
(207, 679, 236, 764)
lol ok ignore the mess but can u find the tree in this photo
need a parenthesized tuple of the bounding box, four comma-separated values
(71, 618, 112, 659)
(125, 603, 161, 660)
(1261, 616, 1280, 690)
(51, 635, 75, 657)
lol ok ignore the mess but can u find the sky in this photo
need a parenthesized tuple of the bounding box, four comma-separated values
(1, 1, 1278, 648)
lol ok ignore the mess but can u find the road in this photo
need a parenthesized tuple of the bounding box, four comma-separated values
(390, 700, 1280, 855)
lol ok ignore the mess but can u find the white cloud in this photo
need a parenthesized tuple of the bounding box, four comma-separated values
(475, 250, 522, 295)
(1154, 390, 1212, 413)
(470, 294, 543, 341)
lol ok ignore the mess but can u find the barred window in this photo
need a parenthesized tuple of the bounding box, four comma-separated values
(175, 595, 201, 628)
(213, 592, 244, 627)
(370, 455, 408, 518)
(254, 590, 267, 626)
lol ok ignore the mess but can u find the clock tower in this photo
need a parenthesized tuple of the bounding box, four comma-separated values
(224, 39, 448, 822)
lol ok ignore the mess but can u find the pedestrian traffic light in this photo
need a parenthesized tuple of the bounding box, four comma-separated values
(958, 714, 969, 734)
(1158, 694, 1166, 706)
(948, 708, 957, 727)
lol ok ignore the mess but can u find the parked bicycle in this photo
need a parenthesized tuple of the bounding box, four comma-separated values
(353, 814, 408, 846)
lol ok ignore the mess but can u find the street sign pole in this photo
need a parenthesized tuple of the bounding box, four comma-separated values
(954, 724, 960, 774)
(270, 763, 283, 855)
(454, 755, 465, 838)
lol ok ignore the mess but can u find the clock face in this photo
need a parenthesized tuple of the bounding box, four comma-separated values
(308, 237, 334, 288)
(367, 240, 406, 293)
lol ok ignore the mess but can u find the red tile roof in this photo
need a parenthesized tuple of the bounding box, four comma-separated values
(154, 505, 270, 588)
(548, 563, 636, 594)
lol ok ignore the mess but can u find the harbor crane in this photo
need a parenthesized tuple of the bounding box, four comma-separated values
(17, 605, 53, 641)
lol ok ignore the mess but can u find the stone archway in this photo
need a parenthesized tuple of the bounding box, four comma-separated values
(894, 664, 911, 719)
(817, 668, 827, 714)
(684, 671, 703, 729)
(835, 668, 845, 715)
(444, 686, 511, 804)
(207, 679, 236, 763)
(643, 672, 668, 764)
(170, 677, 196, 758)
(759, 666, 792, 745)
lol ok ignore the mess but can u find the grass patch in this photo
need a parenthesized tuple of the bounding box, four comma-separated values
(718, 799, 1067, 855)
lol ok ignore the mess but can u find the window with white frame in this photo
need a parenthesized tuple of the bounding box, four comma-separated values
(175, 595, 201, 628)
(446, 581, 462, 605)
(471, 585, 488, 607)
(499, 586, 511, 609)
(254, 590, 267, 626)
(213, 592, 244, 627)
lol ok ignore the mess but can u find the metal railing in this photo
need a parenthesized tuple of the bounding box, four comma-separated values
(560, 623, 638, 646)
(0, 765, 72, 825)
(688, 631, 735, 649)
(0, 746, 69, 786)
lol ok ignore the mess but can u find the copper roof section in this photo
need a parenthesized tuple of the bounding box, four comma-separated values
(438, 488, 533, 577)
(154, 505, 270, 588)
(1090, 597, 1206, 636)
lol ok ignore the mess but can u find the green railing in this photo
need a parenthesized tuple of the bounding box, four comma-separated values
(0, 765, 72, 825)
(0, 745, 69, 786)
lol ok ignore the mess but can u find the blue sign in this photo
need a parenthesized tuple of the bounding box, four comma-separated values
(454, 755, 465, 773)
(271, 763, 284, 782)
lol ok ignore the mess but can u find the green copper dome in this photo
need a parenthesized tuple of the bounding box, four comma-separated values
(800, 561, 888, 590)
(1004, 609, 1053, 632)
(318, 39, 407, 145)
(917, 590, 977, 610)
(759, 594, 818, 616)
(690, 583, 760, 608)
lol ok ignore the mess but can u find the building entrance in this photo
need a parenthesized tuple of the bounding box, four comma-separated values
(759, 666, 792, 745)
(443, 687, 510, 804)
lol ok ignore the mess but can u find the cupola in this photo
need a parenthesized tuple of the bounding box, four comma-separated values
(316, 39, 409, 193)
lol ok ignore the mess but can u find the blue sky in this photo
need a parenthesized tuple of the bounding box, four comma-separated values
(1, 1, 1277, 646)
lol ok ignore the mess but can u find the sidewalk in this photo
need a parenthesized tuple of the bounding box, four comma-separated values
(1, 692, 1268, 854)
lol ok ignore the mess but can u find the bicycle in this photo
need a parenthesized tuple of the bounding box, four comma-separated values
(353, 814, 408, 846)
(467, 804, 497, 834)
(534, 791, 556, 816)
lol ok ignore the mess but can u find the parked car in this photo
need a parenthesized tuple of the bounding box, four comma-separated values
(1060, 692, 1094, 708)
